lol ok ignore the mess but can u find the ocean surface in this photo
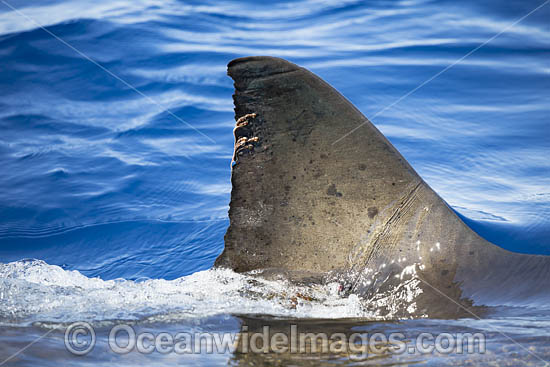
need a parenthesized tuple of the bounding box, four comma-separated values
(0, 0, 549, 365)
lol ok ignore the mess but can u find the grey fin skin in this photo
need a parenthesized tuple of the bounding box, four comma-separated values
(215, 56, 550, 318)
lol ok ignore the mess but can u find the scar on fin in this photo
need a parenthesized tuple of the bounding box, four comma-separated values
(232, 136, 260, 165)
(236, 113, 257, 125)
(233, 113, 258, 142)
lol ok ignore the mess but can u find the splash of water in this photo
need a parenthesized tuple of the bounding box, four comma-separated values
(0, 259, 377, 326)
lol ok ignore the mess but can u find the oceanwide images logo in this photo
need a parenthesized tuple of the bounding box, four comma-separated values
(64, 322, 486, 358)
(64, 322, 96, 356)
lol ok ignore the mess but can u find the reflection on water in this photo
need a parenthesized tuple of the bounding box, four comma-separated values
(2, 315, 550, 366)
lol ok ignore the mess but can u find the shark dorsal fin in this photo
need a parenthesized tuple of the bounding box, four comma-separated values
(217, 56, 428, 273)
(215, 57, 550, 317)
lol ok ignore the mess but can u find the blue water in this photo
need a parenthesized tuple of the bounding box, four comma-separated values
(0, 0, 549, 366)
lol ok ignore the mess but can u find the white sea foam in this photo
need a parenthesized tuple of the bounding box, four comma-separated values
(0, 259, 372, 326)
